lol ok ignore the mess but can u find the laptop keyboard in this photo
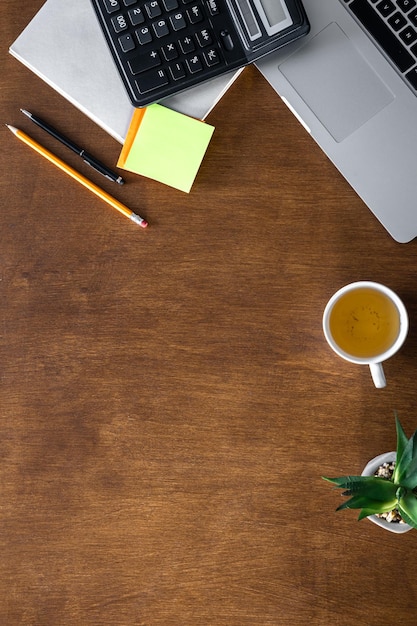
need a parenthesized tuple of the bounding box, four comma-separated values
(344, 0, 417, 90)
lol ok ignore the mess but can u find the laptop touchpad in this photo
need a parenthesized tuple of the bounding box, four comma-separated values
(279, 22, 394, 142)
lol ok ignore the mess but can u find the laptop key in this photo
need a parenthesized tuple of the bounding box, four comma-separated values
(405, 65, 417, 87)
(388, 12, 407, 30)
(410, 9, 417, 26)
(376, 0, 395, 17)
(399, 25, 417, 44)
(350, 0, 415, 72)
(397, 0, 417, 12)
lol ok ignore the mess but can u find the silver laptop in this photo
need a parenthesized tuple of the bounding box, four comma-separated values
(256, 0, 417, 243)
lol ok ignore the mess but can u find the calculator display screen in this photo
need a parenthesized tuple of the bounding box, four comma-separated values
(235, 0, 294, 41)
(261, 0, 287, 27)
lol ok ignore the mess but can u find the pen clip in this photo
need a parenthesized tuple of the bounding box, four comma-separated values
(81, 150, 124, 184)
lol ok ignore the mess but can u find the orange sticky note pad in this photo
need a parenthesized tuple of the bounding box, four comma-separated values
(117, 104, 215, 193)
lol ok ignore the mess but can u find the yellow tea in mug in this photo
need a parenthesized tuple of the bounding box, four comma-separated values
(329, 287, 400, 358)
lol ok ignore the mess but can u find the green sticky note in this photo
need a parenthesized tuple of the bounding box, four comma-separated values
(117, 104, 215, 193)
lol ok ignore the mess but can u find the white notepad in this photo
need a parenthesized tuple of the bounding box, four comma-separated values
(9, 0, 243, 144)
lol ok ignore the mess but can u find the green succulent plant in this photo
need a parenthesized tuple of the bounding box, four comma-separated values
(323, 416, 417, 529)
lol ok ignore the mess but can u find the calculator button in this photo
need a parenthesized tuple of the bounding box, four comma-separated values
(204, 47, 220, 66)
(111, 13, 129, 32)
(123, 0, 137, 5)
(153, 19, 170, 38)
(196, 28, 212, 47)
(220, 29, 234, 51)
(187, 5, 204, 23)
(162, 42, 179, 60)
(145, 0, 162, 18)
(119, 33, 136, 52)
(206, 0, 219, 15)
(186, 55, 203, 73)
(163, 0, 179, 9)
(129, 7, 145, 25)
(128, 50, 162, 74)
(179, 35, 195, 53)
(135, 68, 169, 93)
(169, 62, 186, 80)
(170, 12, 187, 30)
(136, 26, 153, 44)
(104, 0, 121, 13)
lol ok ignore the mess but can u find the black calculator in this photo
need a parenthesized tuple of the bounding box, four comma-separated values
(91, 0, 309, 107)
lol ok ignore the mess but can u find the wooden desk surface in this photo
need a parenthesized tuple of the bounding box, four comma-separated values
(2, 3, 417, 624)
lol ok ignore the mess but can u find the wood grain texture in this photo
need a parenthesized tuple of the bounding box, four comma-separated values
(2, 2, 417, 624)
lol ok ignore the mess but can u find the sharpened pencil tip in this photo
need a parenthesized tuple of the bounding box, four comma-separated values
(20, 108, 31, 117)
(6, 124, 19, 136)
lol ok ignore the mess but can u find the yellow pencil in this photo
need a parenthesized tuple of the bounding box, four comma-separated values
(6, 125, 148, 228)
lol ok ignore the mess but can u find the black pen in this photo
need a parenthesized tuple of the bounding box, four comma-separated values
(20, 109, 124, 185)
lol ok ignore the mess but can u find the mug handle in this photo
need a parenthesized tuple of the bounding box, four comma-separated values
(369, 362, 386, 388)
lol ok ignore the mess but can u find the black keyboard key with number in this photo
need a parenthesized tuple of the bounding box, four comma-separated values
(345, 0, 417, 91)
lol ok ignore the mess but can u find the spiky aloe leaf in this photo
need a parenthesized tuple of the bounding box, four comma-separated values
(336, 494, 397, 514)
(394, 414, 409, 480)
(397, 492, 417, 529)
(394, 426, 417, 489)
(357, 506, 397, 521)
(323, 475, 397, 501)
(357, 509, 373, 520)
(322, 476, 351, 487)
(322, 475, 382, 490)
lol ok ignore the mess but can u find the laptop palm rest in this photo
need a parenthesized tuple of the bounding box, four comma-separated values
(278, 22, 394, 142)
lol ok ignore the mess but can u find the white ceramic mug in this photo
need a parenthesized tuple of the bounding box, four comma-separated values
(322, 281, 408, 388)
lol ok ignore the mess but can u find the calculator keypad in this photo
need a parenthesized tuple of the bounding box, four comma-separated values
(98, 0, 229, 100)
(92, 0, 310, 107)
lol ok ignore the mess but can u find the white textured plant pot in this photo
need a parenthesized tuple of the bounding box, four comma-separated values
(361, 451, 412, 533)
